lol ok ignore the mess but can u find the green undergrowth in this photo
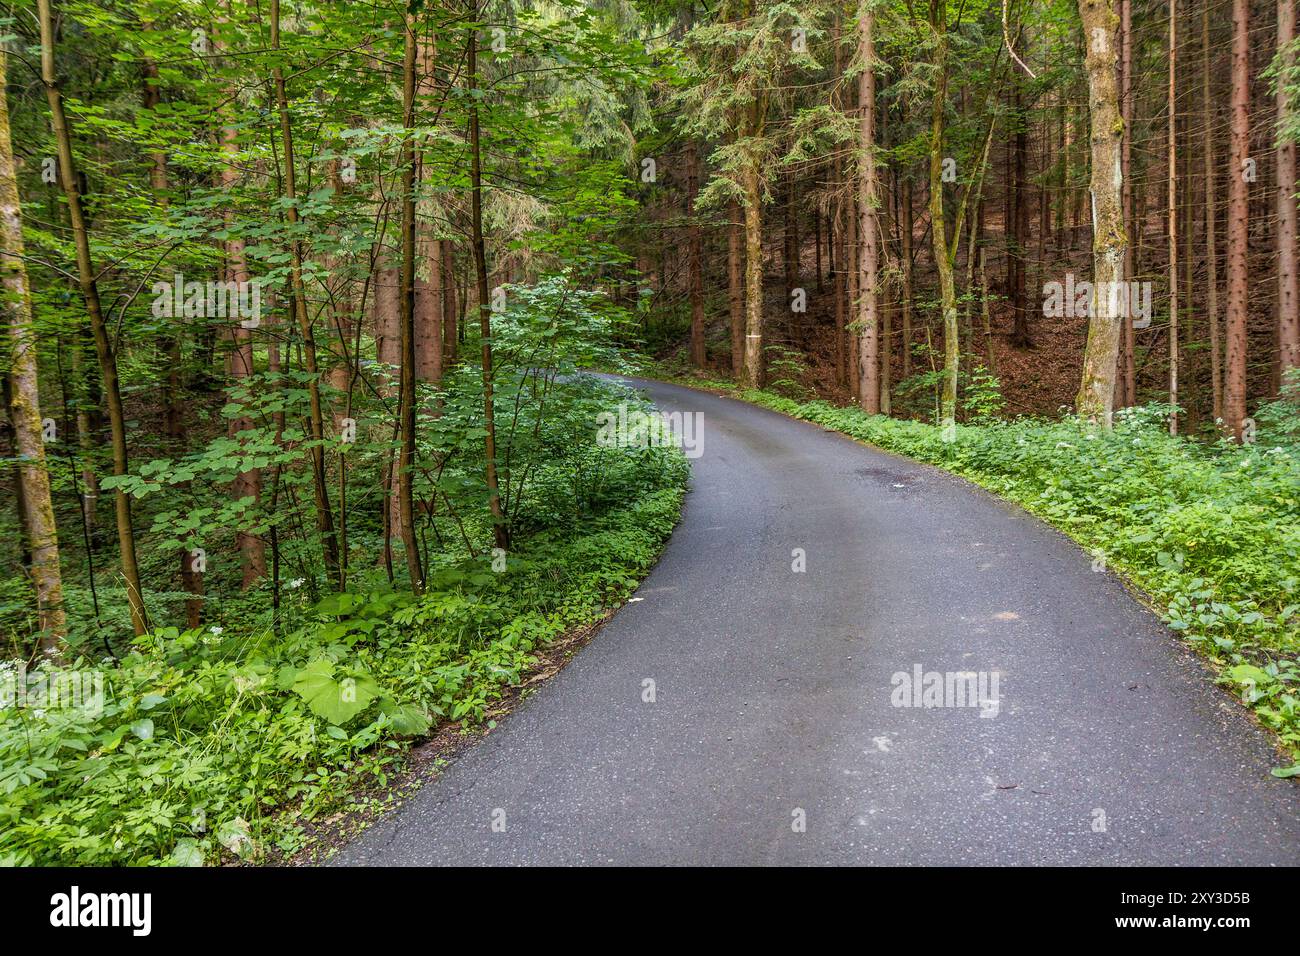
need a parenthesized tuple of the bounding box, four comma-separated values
(647, 365, 1300, 775)
(0, 396, 688, 866)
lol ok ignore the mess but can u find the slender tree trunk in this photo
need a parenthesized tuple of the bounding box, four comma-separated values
(832, 185, 847, 386)
(215, 9, 266, 589)
(901, 177, 914, 377)
(1009, 65, 1032, 347)
(1204, 6, 1223, 422)
(38, 0, 146, 634)
(1119, 0, 1136, 407)
(440, 239, 458, 365)
(415, 24, 443, 385)
(398, 12, 423, 591)
(980, 247, 996, 373)
(728, 199, 745, 378)
(741, 144, 764, 386)
(1225, 0, 1251, 440)
(928, 0, 958, 432)
(687, 139, 706, 367)
(1075, 0, 1129, 427)
(467, 14, 509, 549)
(847, 191, 860, 401)
(1, 47, 65, 651)
(1168, 0, 1179, 434)
(270, 0, 340, 580)
(1277, 0, 1300, 374)
(857, 4, 881, 413)
(144, 37, 203, 622)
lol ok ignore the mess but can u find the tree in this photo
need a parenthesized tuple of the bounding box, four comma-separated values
(269, 0, 341, 580)
(37, 0, 147, 634)
(1277, 0, 1299, 376)
(466, 7, 509, 551)
(1167, 0, 1178, 435)
(1075, 0, 1128, 428)
(856, 1, 881, 414)
(398, 7, 424, 591)
(686, 138, 707, 367)
(927, 0, 959, 435)
(1, 44, 65, 652)
(1225, 0, 1251, 441)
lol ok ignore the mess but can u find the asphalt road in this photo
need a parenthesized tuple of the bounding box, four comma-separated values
(336, 377, 1300, 866)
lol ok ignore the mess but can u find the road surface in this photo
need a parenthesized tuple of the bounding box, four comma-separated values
(336, 377, 1299, 865)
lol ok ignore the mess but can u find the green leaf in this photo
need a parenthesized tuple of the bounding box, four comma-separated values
(167, 839, 206, 867)
(291, 659, 380, 725)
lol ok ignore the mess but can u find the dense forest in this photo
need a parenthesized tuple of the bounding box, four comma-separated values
(1, 0, 1297, 867)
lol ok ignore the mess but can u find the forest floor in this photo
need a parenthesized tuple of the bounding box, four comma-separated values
(332, 376, 1299, 865)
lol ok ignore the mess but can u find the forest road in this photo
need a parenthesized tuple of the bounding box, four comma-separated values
(335, 376, 1300, 865)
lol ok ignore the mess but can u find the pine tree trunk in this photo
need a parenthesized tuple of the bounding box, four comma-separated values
(901, 177, 913, 378)
(441, 239, 459, 366)
(1204, 5, 1223, 422)
(687, 139, 706, 367)
(1075, 0, 1128, 427)
(1112, 0, 1133, 405)
(1168, 0, 1179, 435)
(37, 0, 146, 634)
(728, 199, 744, 378)
(1277, 0, 1300, 374)
(928, 0, 958, 432)
(857, 5, 881, 413)
(742, 147, 764, 387)
(1225, 0, 1251, 440)
(1009, 67, 1031, 347)
(415, 25, 443, 385)
(1, 46, 65, 652)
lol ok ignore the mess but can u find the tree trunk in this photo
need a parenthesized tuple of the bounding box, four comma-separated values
(1075, 0, 1128, 427)
(1277, 0, 1300, 375)
(1168, 0, 1179, 435)
(927, 0, 958, 433)
(415, 24, 443, 385)
(467, 15, 509, 550)
(1225, 0, 1251, 440)
(742, 151, 764, 386)
(1009, 68, 1032, 347)
(687, 139, 706, 367)
(398, 12, 424, 591)
(1112, 0, 1133, 408)
(441, 239, 459, 366)
(38, 0, 146, 635)
(1204, 5, 1223, 423)
(270, 0, 340, 580)
(1, 46, 65, 651)
(857, 6, 881, 413)
(728, 199, 744, 378)
(901, 177, 914, 377)
(216, 8, 266, 589)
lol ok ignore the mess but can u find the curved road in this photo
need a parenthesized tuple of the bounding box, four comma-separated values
(337, 377, 1299, 866)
